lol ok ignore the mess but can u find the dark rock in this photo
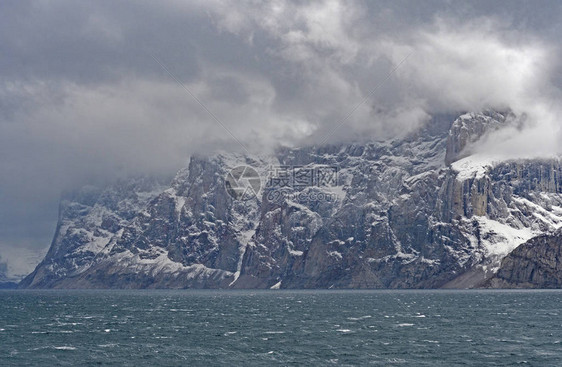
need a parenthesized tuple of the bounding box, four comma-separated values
(484, 231, 562, 288)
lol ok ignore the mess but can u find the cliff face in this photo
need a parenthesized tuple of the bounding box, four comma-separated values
(485, 231, 562, 288)
(20, 111, 562, 289)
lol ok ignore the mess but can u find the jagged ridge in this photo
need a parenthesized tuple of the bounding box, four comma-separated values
(21, 111, 562, 289)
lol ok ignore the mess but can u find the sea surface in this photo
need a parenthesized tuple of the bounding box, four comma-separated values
(0, 290, 561, 366)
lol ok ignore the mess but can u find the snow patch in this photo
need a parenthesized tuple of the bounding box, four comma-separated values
(289, 249, 304, 256)
(451, 154, 498, 181)
(468, 216, 536, 273)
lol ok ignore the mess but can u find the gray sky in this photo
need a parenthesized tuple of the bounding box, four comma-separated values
(2, 0, 562, 275)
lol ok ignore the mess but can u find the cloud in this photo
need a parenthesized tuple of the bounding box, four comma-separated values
(383, 17, 556, 110)
(200, 2, 562, 148)
(375, 17, 562, 157)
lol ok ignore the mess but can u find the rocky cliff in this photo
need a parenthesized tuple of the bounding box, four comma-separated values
(484, 230, 562, 288)
(20, 111, 562, 289)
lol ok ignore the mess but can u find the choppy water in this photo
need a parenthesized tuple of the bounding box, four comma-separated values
(1, 290, 561, 366)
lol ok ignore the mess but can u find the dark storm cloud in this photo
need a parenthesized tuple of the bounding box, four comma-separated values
(1, 0, 562, 273)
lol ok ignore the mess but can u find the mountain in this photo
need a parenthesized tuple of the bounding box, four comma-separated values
(20, 111, 562, 289)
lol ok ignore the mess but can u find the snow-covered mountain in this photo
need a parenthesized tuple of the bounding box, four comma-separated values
(20, 111, 562, 288)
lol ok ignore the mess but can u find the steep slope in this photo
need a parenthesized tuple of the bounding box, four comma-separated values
(484, 230, 562, 288)
(21, 111, 562, 289)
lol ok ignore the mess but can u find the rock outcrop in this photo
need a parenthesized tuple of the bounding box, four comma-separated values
(484, 230, 562, 288)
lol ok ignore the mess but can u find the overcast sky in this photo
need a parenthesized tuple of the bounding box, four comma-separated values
(2, 0, 562, 275)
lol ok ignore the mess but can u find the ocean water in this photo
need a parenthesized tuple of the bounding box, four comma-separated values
(0, 290, 561, 366)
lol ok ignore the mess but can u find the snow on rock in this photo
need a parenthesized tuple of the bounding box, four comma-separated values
(20, 111, 562, 289)
(451, 154, 499, 181)
(469, 216, 536, 273)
